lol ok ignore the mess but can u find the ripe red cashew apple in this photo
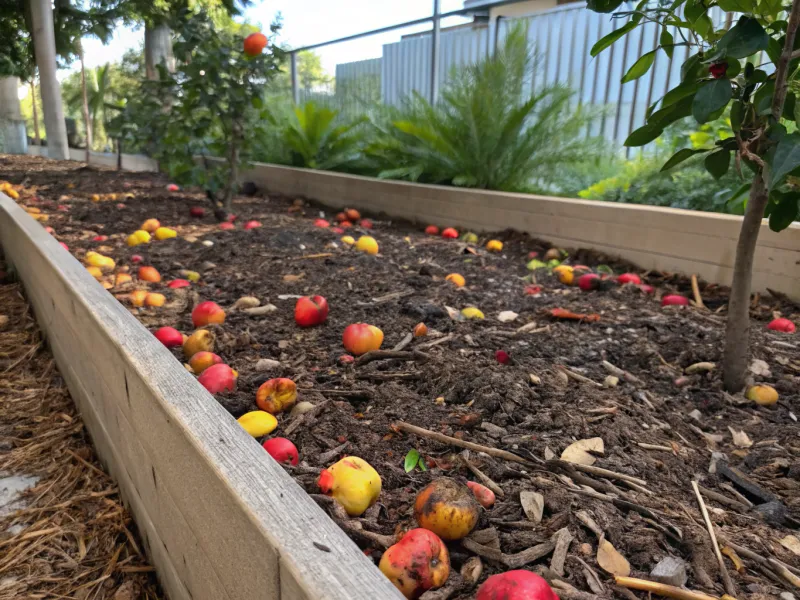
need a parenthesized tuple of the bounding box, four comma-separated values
(768, 318, 795, 333)
(476, 570, 559, 600)
(379, 528, 450, 599)
(295, 296, 329, 327)
(154, 327, 183, 348)
(198, 364, 236, 394)
(262, 438, 299, 465)
(343, 323, 384, 355)
(617, 273, 641, 285)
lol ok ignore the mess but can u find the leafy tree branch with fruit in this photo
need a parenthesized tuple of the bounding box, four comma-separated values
(587, 0, 800, 391)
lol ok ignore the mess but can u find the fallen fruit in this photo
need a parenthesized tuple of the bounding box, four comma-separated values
(340, 220, 353, 228)
(476, 570, 559, 600)
(142, 219, 161, 233)
(198, 363, 236, 394)
(662, 294, 689, 307)
(219, 222, 235, 230)
(461, 307, 485, 320)
(131, 254, 143, 264)
(446, 273, 466, 287)
(317, 456, 382, 516)
(467, 481, 496, 509)
(115, 273, 132, 286)
(335, 212, 347, 222)
(166, 183, 180, 192)
(463, 232, 479, 244)
(60, 242, 70, 252)
(639, 284, 655, 294)
(183, 329, 215, 358)
(486, 240, 503, 252)
(91, 194, 100, 202)
(578, 273, 608, 291)
(226, 214, 237, 222)
(129, 290, 148, 307)
(768, 318, 796, 333)
(549, 307, 600, 322)
(544, 248, 563, 261)
(167, 279, 191, 289)
(746, 385, 779, 406)
(86, 251, 115, 270)
(441, 228, 458, 239)
(154, 327, 183, 348)
(92, 235, 108, 242)
(553, 264, 574, 285)
(425, 225, 440, 235)
(295, 296, 329, 327)
(145, 293, 166, 307)
(243, 32, 268, 56)
(262, 437, 299, 465)
(617, 273, 642, 285)
(314, 218, 330, 228)
(339, 354, 355, 364)
(86, 266, 103, 279)
(237, 411, 278, 437)
(341, 235, 355, 245)
(332, 226, 345, 234)
(356, 235, 379, 255)
(495, 350, 511, 364)
(138, 266, 161, 283)
(180, 270, 201, 282)
(414, 323, 428, 337)
(190, 207, 205, 218)
(525, 285, 542, 295)
(360, 219, 373, 229)
(345, 208, 361, 221)
(192, 301, 226, 327)
(256, 378, 298, 414)
(343, 323, 384, 355)
(379, 528, 450, 599)
(189, 351, 223, 374)
(154, 227, 177, 240)
(414, 477, 480, 540)
(243, 220, 262, 230)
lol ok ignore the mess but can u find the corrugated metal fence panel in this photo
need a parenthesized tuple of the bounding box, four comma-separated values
(334, 58, 382, 117)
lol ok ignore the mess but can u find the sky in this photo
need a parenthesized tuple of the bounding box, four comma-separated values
(75, 0, 472, 76)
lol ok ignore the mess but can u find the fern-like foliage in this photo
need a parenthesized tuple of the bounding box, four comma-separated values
(367, 24, 603, 192)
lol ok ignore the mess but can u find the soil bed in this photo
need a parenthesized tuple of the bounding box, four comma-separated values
(3, 154, 800, 600)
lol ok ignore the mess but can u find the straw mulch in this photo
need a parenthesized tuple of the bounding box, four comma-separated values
(0, 268, 163, 600)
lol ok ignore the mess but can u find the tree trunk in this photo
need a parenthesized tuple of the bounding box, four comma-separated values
(79, 42, 92, 162)
(0, 76, 27, 154)
(221, 122, 242, 215)
(30, 79, 41, 145)
(144, 23, 175, 80)
(30, 0, 69, 160)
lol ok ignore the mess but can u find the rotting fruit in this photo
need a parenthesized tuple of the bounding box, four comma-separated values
(189, 351, 223, 374)
(414, 477, 480, 541)
(343, 323, 384, 355)
(476, 570, 559, 600)
(183, 329, 215, 359)
(467, 481, 496, 508)
(379, 528, 450, 599)
(256, 378, 298, 414)
(317, 456, 382, 517)
(192, 301, 226, 327)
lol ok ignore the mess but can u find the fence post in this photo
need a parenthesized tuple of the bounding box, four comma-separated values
(431, 0, 441, 104)
(291, 52, 300, 105)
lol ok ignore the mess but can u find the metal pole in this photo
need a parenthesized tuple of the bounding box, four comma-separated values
(431, 0, 441, 104)
(290, 52, 299, 105)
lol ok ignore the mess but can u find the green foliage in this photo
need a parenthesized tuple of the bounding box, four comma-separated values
(587, 0, 800, 230)
(363, 25, 603, 192)
(112, 10, 282, 213)
(403, 449, 427, 473)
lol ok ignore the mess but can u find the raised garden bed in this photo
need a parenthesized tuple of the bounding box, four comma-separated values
(2, 154, 800, 600)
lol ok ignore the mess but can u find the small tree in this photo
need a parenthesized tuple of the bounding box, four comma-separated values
(587, 0, 800, 392)
(114, 10, 282, 218)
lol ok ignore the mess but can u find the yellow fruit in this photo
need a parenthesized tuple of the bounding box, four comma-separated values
(356, 236, 379, 255)
(127, 233, 141, 247)
(6, 189, 19, 199)
(317, 456, 382, 517)
(142, 219, 161, 233)
(154, 227, 177, 240)
(180, 270, 201, 282)
(746, 385, 779, 406)
(237, 411, 278, 437)
(461, 307, 484, 320)
(115, 273, 133, 286)
(129, 290, 148, 307)
(183, 329, 215, 359)
(462, 232, 479, 244)
(341, 235, 356, 246)
(86, 266, 103, 279)
(553, 264, 574, 285)
(414, 478, 480, 541)
(91, 194, 101, 202)
(127, 229, 151, 246)
(446, 273, 466, 287)
(144, 293, 166, 307)
(85, 252, 115, 271)
(25, 206, 41, 214)
(486, 239, 503, 252)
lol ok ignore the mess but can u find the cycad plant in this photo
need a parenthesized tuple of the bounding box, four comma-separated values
(368, 24, 602, 192)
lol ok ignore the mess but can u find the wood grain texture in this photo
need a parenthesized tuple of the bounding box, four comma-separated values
(0, 193, 403, 600)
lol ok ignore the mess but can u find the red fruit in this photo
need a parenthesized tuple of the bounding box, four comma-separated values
(578, 273, 601, 291)
(639, 284, 655, 294)
(198, 364, 236, 394)
(359, 219, 373, 229)
(192, 301, 226, 327)
(314, 219, 330, 228)
(262, 437, 299, 465)
(166, 183, 180, 192)
(662, 294, 690, 307)
(190, 207, 205, 218)
(425, 225, 439, 235)
(343, 324, 384, 355)
(45, 227, 55, 234)
(495, 350, 511, 365)
(345, 208, 361, 221)
(295, 296, 329, 327)
(336, 212, 347, 222)
(331, 227, 345, 234)
(339, 354, 355, 365)
(130, 254, 143, 264)
(243, 32, 268, 57)
(441, 228, 458, 239)
(617, 273, 642, 285)
(476, 570, 559, 600)
(227, 213, 237, 222)
(379, 528, 450, 599)
(467, 481, 496, 508)
(709, 62, 728, 79)
(154, 326, 183, 348)
(527, 251, 539, 259)
(168, 279, 191, 289)
(339, 220, 353, 228)
(92, 235, 109, 242)
(525, 285, 542, 295)
(243, 220, 262, 230)
(219, 222, 235, 230)
(59, 242, 69, 251)
(768, 317, 796, 333)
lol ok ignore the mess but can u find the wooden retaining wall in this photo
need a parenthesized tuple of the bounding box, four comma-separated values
(0, 193, 402, 600)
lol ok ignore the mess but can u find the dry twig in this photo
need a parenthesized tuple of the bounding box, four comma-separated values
(691, 481, 737, 597)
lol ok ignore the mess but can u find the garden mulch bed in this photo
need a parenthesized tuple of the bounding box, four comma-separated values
(2, 153, 800, 600)
(0, 253, 163, 599)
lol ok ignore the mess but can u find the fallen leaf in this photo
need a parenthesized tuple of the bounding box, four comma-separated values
(780, 535, 800, 556)
(283, 273, 305, 283)
(497, 311, 519, 323)
(445, 305, 462, 321)
(685, 362, 715, 374)
(749, 358, 772, 378)
(544, 447, 555, 460)
(596, 537, 631, 577)
(721, 546, 744, 573)
(728, 427, 753, 448)
(561, 438, 605, 466)
(519, 491, 544, 523)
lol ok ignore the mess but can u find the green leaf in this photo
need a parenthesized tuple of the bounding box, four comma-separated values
(730, 100, 744, 132)
(527, 259, 549, 271)
(766, 133, 800, 189)
(769, 192, 800, 231)
(716, 17, 769, 59)
(251, 96, 263, 109)
(705, 150, 731, 179)
(766, 36, 783, 64)
(754, 80, 775, 115)
(681, 53, 703, 82)
(625, 122, 664, 147)
(725, 60, 741, 78)
(591, 21, 637, 57)
(404, 449, 420, 473)
(622, 50, 657, 83)
(587, 0, 626, 13)
(692, 79, 732, 124)
(661, 147, 709, 171)
(684, 0, 705, 27)
(661, 28, 674, 59)
(717, 0, 755, 11)
(596, 265, 614, 275)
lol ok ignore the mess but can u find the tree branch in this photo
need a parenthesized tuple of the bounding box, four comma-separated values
(771, 0, 800, 121)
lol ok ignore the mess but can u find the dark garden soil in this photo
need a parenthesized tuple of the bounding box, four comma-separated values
(3, 153, 800, 600)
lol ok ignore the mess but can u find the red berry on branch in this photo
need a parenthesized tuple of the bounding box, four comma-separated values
(709, 62, 728, 79)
